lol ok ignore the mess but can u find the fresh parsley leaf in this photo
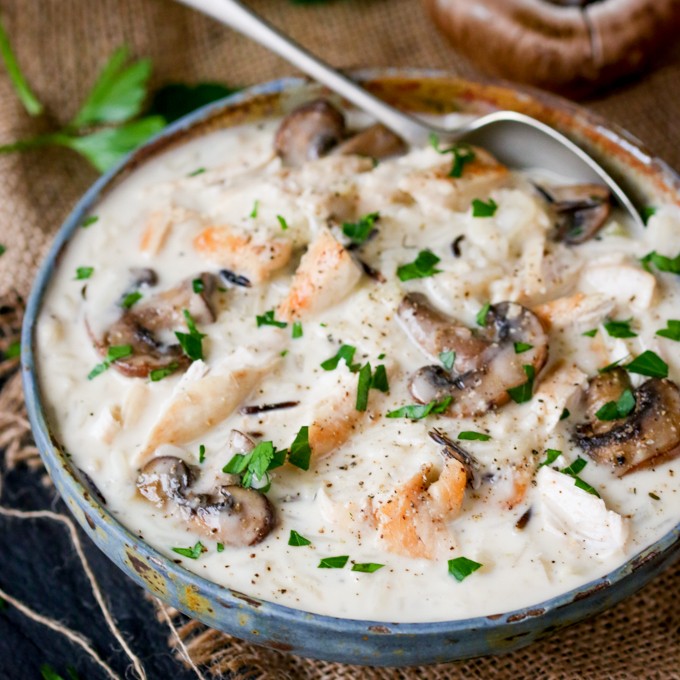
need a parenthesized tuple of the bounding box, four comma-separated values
(560, 408, 570, 420)
(277, 214, 289, 231)
(582, 328, 598, 338)
(175, 310, 206, 361)
(641, 250, 680, 275)
(75, 266, 93, 280)
(386, 396, 452, 419)
(448, 556, 482, 582)
(507, 365, 536, 403)
(598, 356, 629, 374)
(356, 362, 372, 411)
(656, 320, 680, 342)
(396, 250, 441, 281)
(342, 212, 379, 245)
(471, 198, 498, 217)
(171, 541, 205, 560)
(377, 352, 386, 360)
(351, 562, 384, 573)
(224, 438, 291, 488)
(439, 350, 455, 371)
(40, 664, 67, 680)
(539, 448, 562, 467)
(0, 244, 5, 256)
(288, 426, 311, 471)
(149, 363, 179, 382)
(87, 362, 110, 380)
(429, 134, 476, 178)
(371, 364, 390, 392)
(0, 17, 43, 116)
(292, 321, 303, 339)
(288, 530, 312, 547)
(87, 344, 132, 380)
(199, 444, 206, 464)
(249, 199, 259, 218)
(604, 319, 637, 338)
(187, 167, 205, 177)
(573, 477, 600, 497)
(595, 388, 636, 421)
(457, 431, 491, 441)
(256, 310, 287, 328)
(216, 542, 225, 552)
(641, 206, 656, 225)
(626, 350, 668, 378)
(476, 302, 491, 327)
(192, 278, 205, 294)
(4, 340, 20, 359)
(561, 458, 588, 476)
(514, 342, 533, 354)
(148, 82, 239, 123)
(120, 291, 142, 309)
(318, 555, 349, 569)
(321, 344, 357, 371)
(81, 215, 98, 228)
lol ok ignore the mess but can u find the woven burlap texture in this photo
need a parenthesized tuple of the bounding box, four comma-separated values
(1, 1, 679, 678)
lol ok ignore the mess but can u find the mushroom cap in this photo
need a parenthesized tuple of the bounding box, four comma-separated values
(137, 456, 194, 505)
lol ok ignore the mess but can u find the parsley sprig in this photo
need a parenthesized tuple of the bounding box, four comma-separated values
(342, 212, 379, 246)
(396, 250, 441, 281)
(386, 396, 452, 419)
(595, 389, 636, 421)
(429, 133, 476, 178)
(175, 310, 206, 361)
(87, 344, 132, 380)
(656, 320, 680, 342)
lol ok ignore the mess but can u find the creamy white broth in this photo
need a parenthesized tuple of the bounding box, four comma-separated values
(36, 111, 680, 622)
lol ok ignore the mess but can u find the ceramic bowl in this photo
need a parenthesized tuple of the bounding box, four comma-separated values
(22, 71, 680, 666)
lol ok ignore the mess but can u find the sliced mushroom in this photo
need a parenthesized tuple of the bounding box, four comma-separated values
(541, 183, 612, 244)
(400, 296, 548, 417)
(275, 99, 346, 167)
(137, 456, 194, 505)
(95, 273, 217, 378)
(575, 377, 680, 475)
(582, 368, 632, 435)
(333, 123, 406, 160)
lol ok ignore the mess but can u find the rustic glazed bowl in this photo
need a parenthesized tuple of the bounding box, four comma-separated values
(22, 71, 680, 666)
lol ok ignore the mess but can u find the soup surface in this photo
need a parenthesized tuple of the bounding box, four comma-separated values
(37, 102, 680, 622)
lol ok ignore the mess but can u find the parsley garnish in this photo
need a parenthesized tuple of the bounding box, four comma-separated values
(0, 245, 5, 256)
(217, 542, 225, 552)
(396, 250, 441, 281)
(256, 310, 287, 329)
(318, 555, 349, 569)
(371, 364, 390, 392)
(249, 199, 259, 218)
(626, 350, 668, 378)
(539, 448, 562, 467)
(439, 350, 455, 371)
(560, 457, 600, 497)
(641, 250, 680, 275)
(120, 291, 142, 309)
(642, 206, 656, 224)
(292, 321, 303, 339)
(351, 562, 384, 573)
(81, 215, 99, 228)
(458, 431, 491, 441)
(514, 342, 533, 354)
(342, 212, 379, 245)
(288, 426, 312, 471)
(656, 320, 680, 342)
(598, 356, 629, 374)
(471, 198, 498, 217)
(386, 396, 452, 419)
(582, 328, 598, 338)
(507, 365, 536, 403)
(187, 167, 205, 177)
(448, 556, 482, 582)
(172, 541, 205, 560)
(87, 344, 132, 380)
(199, 444, 206, 464)
(75, 266, 94, 280)
(321, 344, 357, 371)
(175, 309, 206, 361)
(476, 302, 491, 327)
(223, 440, 283, 489)
(192, 278, 205, 293)
(149, 362, 179, 382)
(560, 408, 570, 420)
(429, 133, 476, 178)
(356, 362, 372, 411)
(277, 214, 289, 231)
(288, 530, 312, 547)
(595, 389, 636, 421)
(604, 319, 637, 338)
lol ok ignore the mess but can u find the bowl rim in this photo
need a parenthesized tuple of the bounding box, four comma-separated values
(21, 69, 680, 639)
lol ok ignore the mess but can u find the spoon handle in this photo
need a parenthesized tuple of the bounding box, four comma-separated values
(176, 0, 436, 145)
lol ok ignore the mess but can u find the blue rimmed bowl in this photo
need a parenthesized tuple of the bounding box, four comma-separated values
(22, 71, 680, 666)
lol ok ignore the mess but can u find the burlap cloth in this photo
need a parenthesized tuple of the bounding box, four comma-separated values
(1, 1, 679, 677)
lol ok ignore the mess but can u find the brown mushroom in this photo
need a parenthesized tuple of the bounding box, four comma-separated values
(333, 123, 406, 160)
(581, 367, 632, 435)
(137, 456, 194, 505)
(575, 375, 680, 475)
(399, 295, 549, 417)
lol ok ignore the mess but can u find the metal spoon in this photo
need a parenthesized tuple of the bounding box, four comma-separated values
(177, 0, 643, 227)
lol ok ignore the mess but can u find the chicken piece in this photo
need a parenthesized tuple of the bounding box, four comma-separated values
(530, 362, 589, 431)
(579, 264, 656, 311)
(139, 209, 172, 256)
(533, 292, 615, 330)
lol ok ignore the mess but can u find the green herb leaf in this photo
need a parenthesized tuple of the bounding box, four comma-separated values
(507, 365, 536, 404)
(439, 350, 455, 371)
(476, 302, 491, 327)
(0, 17, 44, 116)
(148, 82, 239, 123)
(171, 541, 205, 560)
(249, 199, 260, 218)
(277, 214, 289, 231)
(120, 291, 142, 309)
(371, 364, 390, 393)
(582, 328, 598, 338)
(321, 344, 357, 371)
(560, 408, 570, 420)
(149, 362, 179, 382)
(342, 211, 379, 245)
(598, 356, 629, 374)
(595, 388, 636, 421)
(75, 266, 94, 280)
(396, 250, 441, 281)
(514, 342, 533, 354)
(356, 362, 372, 411)
(430, 134, 476, 178)
(386, 396, 452, 419)
(539, 448, 562, 467)
(87, 362, 110, 381)
(175, 332, 203, 361)
(292, 321, 303, 339)
(626, 350, 668, 378)
(471, 198, 498, 217)
(217, 542, 225, 552)
(87, 344, 133, 380)
(573, 477, 600, 497)
(40, 664, 66, 680)
(447, 556, 482, 582)
(192, 278, 205, 294)
(318, 555, 349, 569)
(351, 562, 385, 573)
(188, 167, 205, 177)
(199, 444, 206, 464)
(642, 206, 656, 224)
(0, 244, 5, 256)
(457, 431, 491, 441)
(640, 250, 680, 275)
(288, 530, 312, 547)
(561, 457, 588, 476)
(604, 319, 637, 338)
(4, 340, 20, 359)
(256, 310, 287, 329)
(656, 320, 680, 342)
(81, 215, 98, 228)
(288, 426, 311, 471)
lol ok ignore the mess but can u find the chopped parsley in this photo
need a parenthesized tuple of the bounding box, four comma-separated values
(604, 318, 637, 338)
(386, 396, 452, 419)
(560, 457, 600, 497)
(287, 425, 312, 471)
(396, 250, 441, 281)
(0, 245, 5, 256)
(120, 291, 142, 309)
(356, 362, 372, 411)
(371, 364, 390, 393)
(656, 320, 680, 342)
(321, 344, 358, 371)
(513, 342, 533, 354)
(187, 167, 205, 177)
(75, 266, 94, 280)
(598, 356, 629, 374)
(539, 448, 562, 467)
(595, 388, 636, 421)
(429, 133, 476, 178)
(560, 408, 570, 420)
(476, 302, 491, 327)
(342, 211, 380, 245)
(641, 250, 680, 275)
(149, 362, 179, 382)
(223, 440, 284, 489)
(626, 350, 668, 378)
(81, 215, 99, 228)
(171, 541, 205, 560)
(256, 310, 287, 329)
(507, 365, 536, 404)
(351, 562, 384, 573)
(175, 309, 206, 361)
(276, 214, 289, 231)
(641, 206, 656, 224)
(292, 321, 303, 339)
(458, 431, 491, 441)
(192, 278, 205, 293)
(87, 344, 132, 380)
(216, 542, 225, 552)
(439, 350, 455, 371)
(288, 530, 312, 547)
(447, 556, 482, 582)
(4, 340, 20, 359)
(318, 555, 349, 569)
(582, 328, 598, 338)
(249, 199, 259, 218)
(471, 198, 498, 217)
(199, 444, 206, 464)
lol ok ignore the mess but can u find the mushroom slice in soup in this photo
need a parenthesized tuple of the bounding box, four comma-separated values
(333, 123, 406, 160)
(92, 273, 217, 379)
(399, 295, 549, 417)
(575, 372, 680, 475)
(137, 455, 194, 505)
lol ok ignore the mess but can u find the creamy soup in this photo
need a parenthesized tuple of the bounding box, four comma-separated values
(36, 101, 680, 622)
